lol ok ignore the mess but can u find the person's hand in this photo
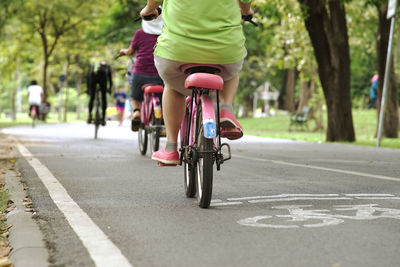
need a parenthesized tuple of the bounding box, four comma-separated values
(119, 49, 128, 56)
(241, 7, 254, 18)
(140, 5, 159, 20)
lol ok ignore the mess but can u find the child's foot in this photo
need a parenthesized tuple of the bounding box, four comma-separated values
(131, 109, 141, 132)
(220, 109, 243, 140)
(152, 147, 179, 166)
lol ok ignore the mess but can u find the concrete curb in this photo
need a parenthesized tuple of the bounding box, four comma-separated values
(5, 170, 49, 267)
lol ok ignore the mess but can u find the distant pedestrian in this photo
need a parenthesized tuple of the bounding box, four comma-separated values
(114, 87, 127, 126)
(368, 74, 378, 109)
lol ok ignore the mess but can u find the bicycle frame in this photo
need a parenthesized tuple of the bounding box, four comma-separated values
(137, 84, 164, 155)
(141, 89, 162, 127)
(180, 77, 231, 171)
(31, 105, 37, 128)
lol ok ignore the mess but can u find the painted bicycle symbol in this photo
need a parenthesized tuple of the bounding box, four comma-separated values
(237, 204, 400, 229)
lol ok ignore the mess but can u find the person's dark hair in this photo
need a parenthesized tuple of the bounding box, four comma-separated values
(30, 80, 38, 85)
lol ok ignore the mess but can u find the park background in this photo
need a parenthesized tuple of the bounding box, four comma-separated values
(0, 0, 399, 148)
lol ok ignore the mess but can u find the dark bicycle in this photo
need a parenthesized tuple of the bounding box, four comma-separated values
(93, 85, 103, 139)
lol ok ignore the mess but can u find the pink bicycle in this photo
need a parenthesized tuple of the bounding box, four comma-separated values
(138, 84, 165, 155)
(179, 65, 232, 208)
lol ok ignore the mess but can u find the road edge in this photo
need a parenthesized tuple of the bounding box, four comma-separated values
(5, 170, 49, 267)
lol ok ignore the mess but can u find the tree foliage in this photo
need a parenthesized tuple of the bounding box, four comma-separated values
(0, 0, 398, 141)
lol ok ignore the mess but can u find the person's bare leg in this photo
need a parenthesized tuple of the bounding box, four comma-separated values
(118, 111, 123, 125)
(130, 99, 141, 119)
(162, 86, 186, 149)
(219, 74, 239, 109)
(219, 74, 243, 140)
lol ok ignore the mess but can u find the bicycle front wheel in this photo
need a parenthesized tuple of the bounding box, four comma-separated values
(94, 109, 100, 140)
(195, 106, 214, 208)
(94, 91, 101, 139)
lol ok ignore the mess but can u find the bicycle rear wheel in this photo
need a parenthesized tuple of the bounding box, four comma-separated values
(182, 107, 196, 198)
(195, 105, 214, 208)
(149, 114, 161, 154)
(32, 110, 36, 128)
(138, 124, 148, 155)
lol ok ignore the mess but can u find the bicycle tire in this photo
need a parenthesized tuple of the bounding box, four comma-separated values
(182, 107, 196, 198)
(31, 107, 37, 128)
(195, 106, 214, 208)
(32, 114, 36, 128)
(94, 93, 101, 139)
(150, 114, 160, 153)
(138, 124, 148, 155)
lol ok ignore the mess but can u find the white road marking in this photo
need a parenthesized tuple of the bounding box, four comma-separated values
(345, 194, 394, 196)
(238, 204, 400, 228)
(17, 143, 133, 267)
(355, 197, 400, 200)
(248, 197, 352, 204)
(216, 194, 400, 207)
(228, 194, 340, 201)
(211, 202, 243, 207)
(235, 154, 400, 183)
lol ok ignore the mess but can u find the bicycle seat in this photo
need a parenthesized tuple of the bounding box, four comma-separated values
(185, 73, 223, 91)
(143, 84, 164, 94)
(180, 64, 223, 74)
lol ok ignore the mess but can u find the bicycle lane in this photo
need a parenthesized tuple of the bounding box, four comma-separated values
(202, 138, 400, 266)
(5, 124, 400, 267)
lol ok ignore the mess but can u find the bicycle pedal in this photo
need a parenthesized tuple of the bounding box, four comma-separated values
(157, 162, 177, 167)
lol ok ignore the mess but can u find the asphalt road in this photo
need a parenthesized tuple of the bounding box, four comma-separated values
(3, 121, 400, 267)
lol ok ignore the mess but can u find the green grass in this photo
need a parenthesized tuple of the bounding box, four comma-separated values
(238, 109, 400, 149)
(0, 188, 8, 240)
(0, 112, 83, 129)
(1, 110, 399, 149)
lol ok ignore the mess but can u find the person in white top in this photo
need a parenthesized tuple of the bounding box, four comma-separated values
(27, 80, 44, 116)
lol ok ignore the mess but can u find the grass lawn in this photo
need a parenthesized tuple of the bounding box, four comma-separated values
(0, 112, 83, 129)
(238, 109, 400, 149)
(1, 110, 399, 149)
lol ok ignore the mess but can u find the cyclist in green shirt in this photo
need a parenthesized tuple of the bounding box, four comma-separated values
(141, 0, 253, 165)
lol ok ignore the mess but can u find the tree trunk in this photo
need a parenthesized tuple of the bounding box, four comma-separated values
(42, 59, 48, 101)
(63, 56, 71, 122)
(76, 73, 83, 120)
(297, 79, 310, 113)
(285, 68, 297, 113)
(75, 55, 83, 120)
(298, 0, 355, 141)
(376, 3, 399, 138)
(278, 69, 288, 110)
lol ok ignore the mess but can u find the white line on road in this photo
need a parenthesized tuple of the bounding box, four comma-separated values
(344, 194, 394, 196)
(17, 143, 133, 267)
(228, 194, 340, 201)
(211, 201, 243, 207)
(355, 197, 400, 200)
(248, 197, 352, 204)
(235, 155, 400, 183)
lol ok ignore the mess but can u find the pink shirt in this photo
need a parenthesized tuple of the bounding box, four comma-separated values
(131, 29, 159, 76)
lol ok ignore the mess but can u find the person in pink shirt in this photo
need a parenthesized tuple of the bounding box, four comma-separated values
(120, 16, 164, 131)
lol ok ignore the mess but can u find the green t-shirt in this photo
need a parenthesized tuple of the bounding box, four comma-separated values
(154, 0, 250, 64)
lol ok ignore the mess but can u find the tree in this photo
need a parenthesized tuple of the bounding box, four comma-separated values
(298, 0, 355, 141)
(374, 1, 399, 138)
(19, 0, 109, 100)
